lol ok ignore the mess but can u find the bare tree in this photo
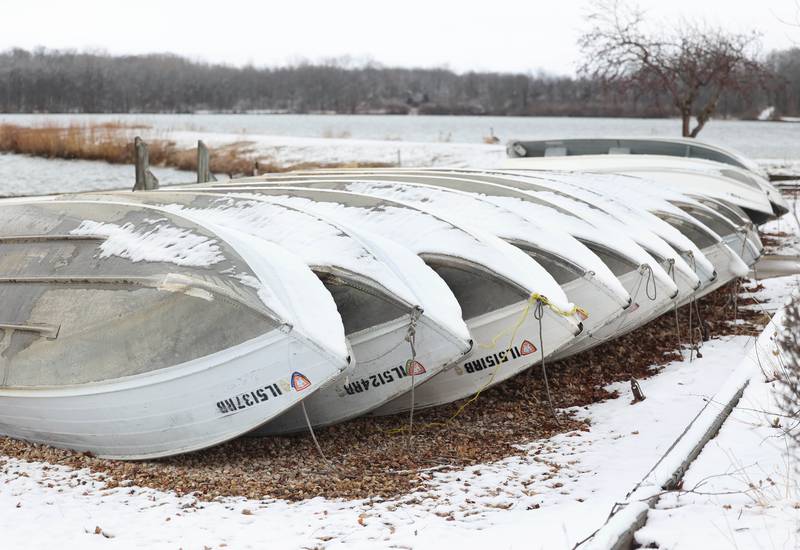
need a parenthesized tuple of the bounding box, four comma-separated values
(579, 0, 771, 137)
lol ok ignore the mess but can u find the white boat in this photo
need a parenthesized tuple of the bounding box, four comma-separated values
(504, 170, 757, 289)
(380, 168, 750, 299)
(503, 155, 777, 224)
(207, 176, 680, 358)
(222, 177, 633, 356)
(0, 198, 349, 459)
(474, 169, 752, 288)
(73, 191, 471, 433)
(249, 169, 747, 305)
(505, 137, 789, 216)
(184, 184, 584, 413)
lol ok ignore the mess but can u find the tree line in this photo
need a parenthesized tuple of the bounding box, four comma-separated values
(0, 47, 798, 118)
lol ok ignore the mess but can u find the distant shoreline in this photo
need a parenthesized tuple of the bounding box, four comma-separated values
(1, 111, 794, 122)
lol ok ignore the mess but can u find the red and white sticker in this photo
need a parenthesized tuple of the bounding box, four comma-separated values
(519, 340, 537, 356)
(406, 360, 427, 376)
(290, 372, 311, 391)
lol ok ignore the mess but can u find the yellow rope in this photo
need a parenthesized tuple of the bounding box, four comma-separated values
(476, 293, 588, 351)
(387, 293, 589, 434)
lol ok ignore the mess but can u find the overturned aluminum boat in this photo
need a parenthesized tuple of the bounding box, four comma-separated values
(233, 172, 682, 352)
(181, 184, 583, 413)
(505, 136, 789, 217)
(467, 169, 751, 294)
(515, 171, 756, 293)
(216, 177, 633, 358)
(0, 198, 349, 459)
(342, 168, 748, 302)
(503, 154, 777, 224)
(69, 191, 471, 433)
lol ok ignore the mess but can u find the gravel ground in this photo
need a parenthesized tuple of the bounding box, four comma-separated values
(0, 281, 769, 502)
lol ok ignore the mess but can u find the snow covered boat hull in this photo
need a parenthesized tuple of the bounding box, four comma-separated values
(61, 191, 472, 432)
(216, 176, 630, 360)
(503, 156, 776, 224)
(0, 199, 348, 459)
(691, 243, 749, 299)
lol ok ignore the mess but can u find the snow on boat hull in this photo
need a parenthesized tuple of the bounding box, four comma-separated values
(180, 186, 583, 411)
(59, 191, 470, 433)
(0, 199, 347, 459)
(231, 177, 629, 361)
(505, 138, 789, 216)
(693, 243, 749, 298)
(503, 156, 775, 224)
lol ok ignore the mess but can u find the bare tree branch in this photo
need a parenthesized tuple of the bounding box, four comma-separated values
(579, 0, 772, 136)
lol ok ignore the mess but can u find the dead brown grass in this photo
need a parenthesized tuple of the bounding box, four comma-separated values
(0, 280, 771, 502)
(0, 123, 391, 177)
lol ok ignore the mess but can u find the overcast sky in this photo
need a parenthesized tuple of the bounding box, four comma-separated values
(3, 0, 799, 75)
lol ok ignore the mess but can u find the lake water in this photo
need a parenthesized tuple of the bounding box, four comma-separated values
(0, 153, 192, 197)
(1, 113, 799, 159)
(1, 113, 798, 197)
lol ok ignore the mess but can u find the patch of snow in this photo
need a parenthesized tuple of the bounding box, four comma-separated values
(502, 169, 720, 276)
(758, 106, 776, 121)
(162, 130, 507, 170)
(208, 224, 349, 364)
(635, 291, 800, 549)
(154, 194, 470, 343)
(249, 189, 575, 313)
(339, 178, 630, 305)
(70, 219, 224, 267)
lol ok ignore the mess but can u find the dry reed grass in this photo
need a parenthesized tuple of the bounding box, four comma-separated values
(0, 123, 390, 177)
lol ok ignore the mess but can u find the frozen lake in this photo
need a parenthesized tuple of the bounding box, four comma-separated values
(1, 113, 799, 159)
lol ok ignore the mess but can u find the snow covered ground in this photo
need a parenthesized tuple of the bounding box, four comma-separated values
(2, 129, 798, 200)
(629, 208, 800, 550)
(0, 272, 795, 549)
(153, 129, 507, 170)
(636, 338, 800, 549)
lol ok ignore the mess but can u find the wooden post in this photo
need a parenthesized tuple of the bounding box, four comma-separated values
(133, 137, 147, 191)
(132, 137, 159, 191)
(197, 140, 210, 183)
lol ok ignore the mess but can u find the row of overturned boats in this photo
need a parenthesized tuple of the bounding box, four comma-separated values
(0, 136, 788, 459)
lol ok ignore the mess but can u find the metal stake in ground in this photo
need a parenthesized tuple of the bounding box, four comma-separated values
(534, 299, 560, 427)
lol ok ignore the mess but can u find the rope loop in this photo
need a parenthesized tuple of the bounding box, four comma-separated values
(638, 264, 657, 301)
